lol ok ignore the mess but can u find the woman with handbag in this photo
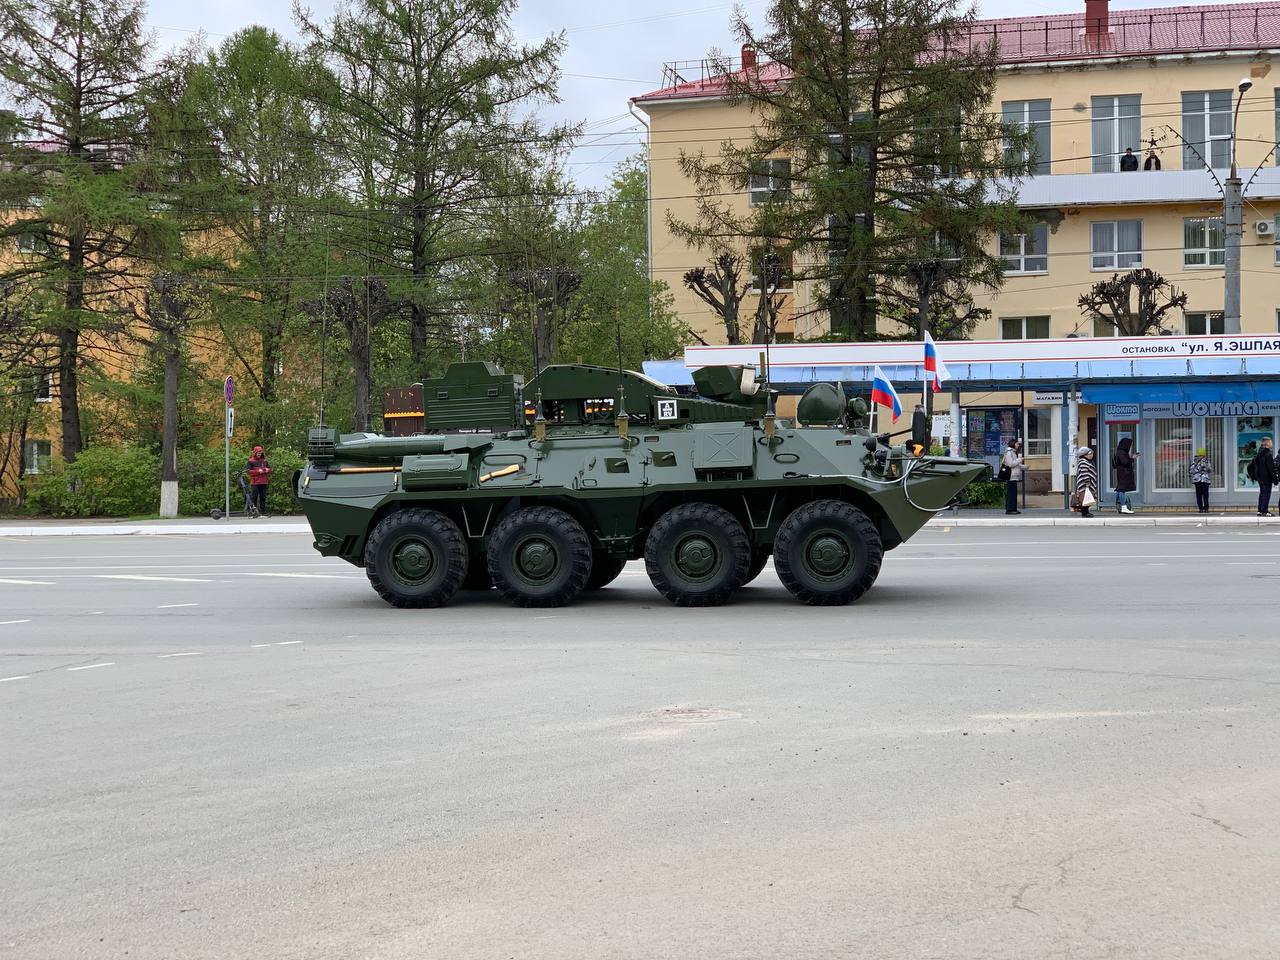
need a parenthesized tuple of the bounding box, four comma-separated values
(1075, 446, 1099, 518)
(1000, 439, 1025, 515)
(1113, 437, 1138, 514)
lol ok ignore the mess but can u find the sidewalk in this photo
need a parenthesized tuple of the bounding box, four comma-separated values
(930, 508, 1280, 527)
(0, 517, 311, 536)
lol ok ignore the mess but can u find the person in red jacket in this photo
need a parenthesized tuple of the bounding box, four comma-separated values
(246, 445, 271, 517)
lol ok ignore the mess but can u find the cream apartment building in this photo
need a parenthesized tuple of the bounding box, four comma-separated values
(632, 0, 1280, 504)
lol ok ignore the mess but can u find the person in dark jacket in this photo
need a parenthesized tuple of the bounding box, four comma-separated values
(1113, 437, 1138, 514)
(1143, 149, 1162, 171)
(1119, 147, 1138, 171)
(247, 444, 272, 517)
(1255, 437, 1277, 517)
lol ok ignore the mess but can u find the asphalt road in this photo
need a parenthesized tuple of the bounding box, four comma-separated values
(3, 525, 1279, 959)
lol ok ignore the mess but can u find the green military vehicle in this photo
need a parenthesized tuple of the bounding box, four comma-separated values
(296, 360, 986, 609)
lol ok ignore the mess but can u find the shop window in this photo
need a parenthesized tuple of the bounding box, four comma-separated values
(1090, 220, 1142, 269)
(999, 224, 1048, 274)
(23, 439, 51, 475)
(1182, 90, 1232, 169)
(1002, 99, 1051, 175)
(1092, 95, 1141, 173)
(1185, 311, 1224, 335)
(1025, 408, 1053, 456)
(749, 159, 791, 206)
(1183, 217, 1224, 267)
(1237, 417, 1275, 488)
(1205, 417, 1227, 488)
(1000, 316, 1051, 340)
(1153, 418, 1193, 489)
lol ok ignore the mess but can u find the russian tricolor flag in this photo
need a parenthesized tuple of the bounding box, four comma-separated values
(923, 332, 950, 392)
(870, 365, 902, 421)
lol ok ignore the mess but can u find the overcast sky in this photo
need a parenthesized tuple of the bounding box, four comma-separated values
(145, 0, 1238, 189)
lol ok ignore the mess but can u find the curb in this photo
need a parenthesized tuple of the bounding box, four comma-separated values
(926, 515, 1280, 527)
(0, 522, 311, 537)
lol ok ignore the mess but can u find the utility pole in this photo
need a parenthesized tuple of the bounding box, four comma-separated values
(1224, 77, 1253, 335)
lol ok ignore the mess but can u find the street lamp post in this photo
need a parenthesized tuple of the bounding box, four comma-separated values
(1224, 77, 1253, 335)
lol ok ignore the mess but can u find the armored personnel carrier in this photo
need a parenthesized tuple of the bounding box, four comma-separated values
(296, 360, 986, 608)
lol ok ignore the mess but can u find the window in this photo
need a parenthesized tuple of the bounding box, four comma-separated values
(1182, 90, 1232, 169)
(750, 247, 792, 292)
(23, 439, 51, 475)
(1090, 220, 1143, 269)
(1002, 99, 1051, 175)
(1092, 316, 1116, 336)
(1237, 417, 1274, 488)
(1184, 217, 1225, 266)
(15, 233, 42, 254)
(1275, 88, 1280, 166)
(1092, 95, 1141, 172)
(1000, 316, 1051, 340)
(1274, 216, 1280, 264)
(749, 158, 791, 206)
(1185, 311, 1224, 335)
(1026, 408, 1053, 456)
(999, 224, 1048, 273)
(1153, 418, 1193, 489)
(34, 373, 52, 402)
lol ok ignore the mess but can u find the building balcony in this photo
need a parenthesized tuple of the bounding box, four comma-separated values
(993, 167, 1280, 209)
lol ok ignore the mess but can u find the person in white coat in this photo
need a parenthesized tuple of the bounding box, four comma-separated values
(1001, 439, 1025, 515)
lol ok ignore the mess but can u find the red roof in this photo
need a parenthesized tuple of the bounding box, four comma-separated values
(633, 1, 1280, 104)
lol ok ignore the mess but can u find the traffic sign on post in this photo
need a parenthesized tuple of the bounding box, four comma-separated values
(224, 375, 235, 405)
(226, 406, 235, 438)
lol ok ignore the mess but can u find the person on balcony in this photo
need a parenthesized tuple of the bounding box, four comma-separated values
(1119, 147, 1138, 171)
(1143, 149, 1162, 171)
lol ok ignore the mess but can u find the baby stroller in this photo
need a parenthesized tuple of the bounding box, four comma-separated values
(209, 470, 260, 520)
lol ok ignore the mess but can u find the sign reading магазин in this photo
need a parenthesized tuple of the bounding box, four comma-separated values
(685, 335, 1280, 369)
(1107, 401, 1280, 422)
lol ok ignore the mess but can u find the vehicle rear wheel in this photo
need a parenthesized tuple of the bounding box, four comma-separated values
(487, 506, 593, 607)
(365, 508, 468, 608)
(644, 502, 750, 606)
(741, 549, 771, 586)
(584, 554, 627, 590)
(773, 499, 882, 606)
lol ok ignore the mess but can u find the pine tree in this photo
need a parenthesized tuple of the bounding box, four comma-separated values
(670, 0, 1034, 341)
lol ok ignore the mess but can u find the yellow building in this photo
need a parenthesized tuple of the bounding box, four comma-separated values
(633, 0, 1280, 507)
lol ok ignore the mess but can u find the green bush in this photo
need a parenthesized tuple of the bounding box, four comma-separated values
(963, 479, 1006, 507)
(179, 444, 304, 516)
(25, 446, 161, 517)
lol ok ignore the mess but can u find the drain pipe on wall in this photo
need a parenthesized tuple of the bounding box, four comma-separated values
(628, 99, 654, 324)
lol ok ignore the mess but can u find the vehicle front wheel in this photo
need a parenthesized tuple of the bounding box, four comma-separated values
(644, 502, 750, 606)
(487, 506, 593, 607)
(773, 499, 882, 606)
(365, 508, 468, 608)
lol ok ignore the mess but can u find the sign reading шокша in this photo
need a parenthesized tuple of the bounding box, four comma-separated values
(686, 335, 1280, 369)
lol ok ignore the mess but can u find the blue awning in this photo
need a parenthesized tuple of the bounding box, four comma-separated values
(1081, 382, 1280, 404)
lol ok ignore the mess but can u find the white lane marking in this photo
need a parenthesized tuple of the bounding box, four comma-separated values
(157, 651, 202, 658)
(0, 562, 336, 571)
(0, 578, 55, 585)
(250, 643, 272, 648)
(97, 575, 213, 583)
(1227, 561, 1275, 566)
(897, 553, 1280, 561)
(157, 603, 200, 609)
(0, 674, 31, 683)
(245, 573, 354, 579)
(275, 640, 303, 646)
(0, 619, 32, 625)
(90, 610, 104, 615)
(67, 662, 114, 671)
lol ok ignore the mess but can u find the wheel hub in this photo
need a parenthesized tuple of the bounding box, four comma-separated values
(806, 534, 851, 577)
(392, 539, 435, 583)
(515, 537, 558, 583)
(674, 535, 717, 579)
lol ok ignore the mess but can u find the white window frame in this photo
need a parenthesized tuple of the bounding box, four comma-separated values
(1182, 90, 1232, 169)
(749, 158, 791, 206)
(1185, 311, 1224, 335)
(1184, 217, 1225, 267)
(34, 373, 52, 402)
(1091, 95, 1141, 173)
(1000, 316, 1051, 340)
(999, 224, 1048, 274)
(23, 439, 51, 475)
(1002, 99, 1051, 176)
(16, 233, 40, 254)
(1090, 219, 1143, 270)
(748, 247, 793, 293)
(1025, 407, 1054, 457)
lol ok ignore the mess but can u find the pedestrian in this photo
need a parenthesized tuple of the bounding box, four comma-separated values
(1075, 446, 1098, 518)
(1119, 147, 1138, 171)
(1143, 148, 1162, 171)
(1190, 446, 1212, 513)
(1113, 436, 1138, 514)
(1000, 438, 1024, 515)
(247, 444, 272, 517)
(1254, 436, 1276, 517)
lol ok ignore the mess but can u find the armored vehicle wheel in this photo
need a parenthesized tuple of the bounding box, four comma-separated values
(365, 508, 468, 608)
(773, 500, 882, 606)
(487, 506, 593, 607)
(461, 563, 493, 591)
(585, 554, 627, 590)
(741, 550, 771, 586)
(644, 502, 750, 606)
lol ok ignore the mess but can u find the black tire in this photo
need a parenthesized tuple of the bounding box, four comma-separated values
(773, 499, 882, 606)
(584, 554, 627, 590)
(644, 502, 750, 606)
(487, 506, 593, 607)
(365, 508, 468, 608)
(461, 561, 493, 591)
(741, 549, 771, 586)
